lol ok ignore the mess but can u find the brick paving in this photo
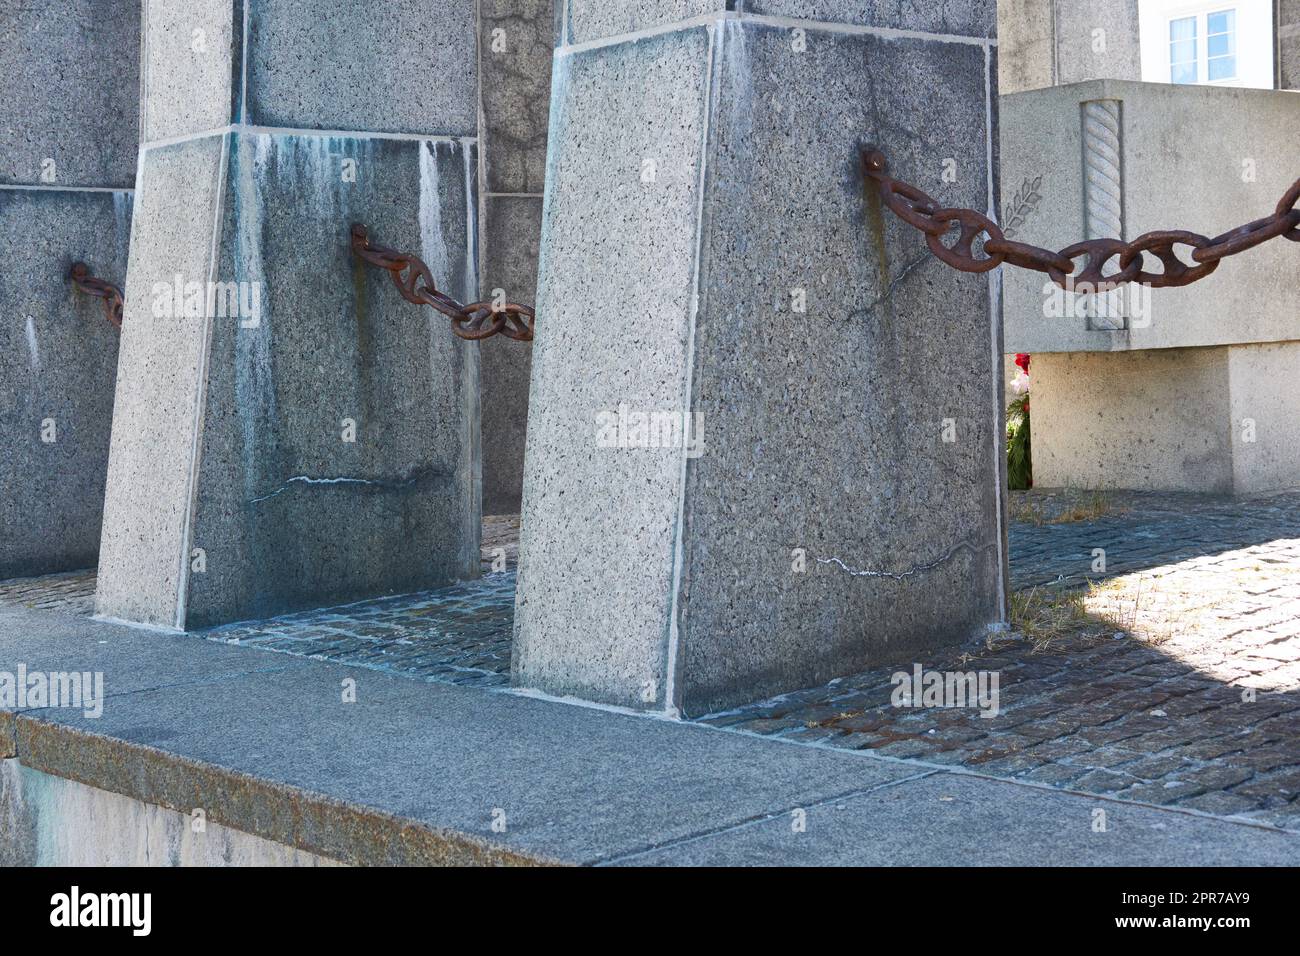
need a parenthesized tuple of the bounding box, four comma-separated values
(4, 496, 1300, 828)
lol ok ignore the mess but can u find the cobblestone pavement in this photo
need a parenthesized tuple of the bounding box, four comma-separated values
(701, 489, 1300, 831)
(0, 569, 97, 616)
(0, 517, 522, 688)
(5, 497, 1300, 829)
(201, 515, 522, 686)
(205, 571, 516, 687)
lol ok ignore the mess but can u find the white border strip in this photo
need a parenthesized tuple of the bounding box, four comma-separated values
(0, 184, 134, 194)
(984, 44, 1009, 624)
(558, 10, 997, 56)
(174, 130, 232, 630)
(662, 19, 721, 719)
(141, 124, 477, 153)
(240, 0, 250, 122)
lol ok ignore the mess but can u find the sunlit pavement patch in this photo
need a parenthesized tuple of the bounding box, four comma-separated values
(703, 490, 1300, 831)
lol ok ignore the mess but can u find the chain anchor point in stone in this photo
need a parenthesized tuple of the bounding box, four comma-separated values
(862, 144, 1300, 293)
(68, 262, 124, 331)
(349, 223, 534, 342)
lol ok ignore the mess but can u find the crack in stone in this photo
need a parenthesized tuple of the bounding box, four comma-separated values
(816, 538, 993, 580)
(247, 466, 446, 505)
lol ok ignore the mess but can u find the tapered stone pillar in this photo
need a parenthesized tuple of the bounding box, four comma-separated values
(0, 1, 139, 580)
(513, 6, 1008, 716)
(95, 2, 481, 629)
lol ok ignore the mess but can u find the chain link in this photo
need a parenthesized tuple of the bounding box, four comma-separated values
(862, 146, 1300, 293)
(350, 224, 534, 342)
(68, 263, 124, 330)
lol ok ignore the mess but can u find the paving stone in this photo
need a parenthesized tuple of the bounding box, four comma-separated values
(1073, 746, 1143, 768)
(1073, 769, 1144, 794)
(1111, 753, 1196, 780)
(1220, 747, 1299, 773)
(865, 739, 941, 759)
(1182, 765, 1258, 791)
(1119, 780, 1209, 805)
(736, 717, 806, 735)
(1023, 736, 1095, 761)
(782, 726, 849, 744)
(1166, 735, 1251, 762)
(1022, 763, 1091, 786)
(968, 753, 1049, 776)
(1176, 790, 1268, 817)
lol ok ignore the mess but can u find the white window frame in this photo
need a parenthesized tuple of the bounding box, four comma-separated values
(1166, 7, 1238, 84)
(1168, 13, 1201, 84)
(1138, 0, 1274, 90)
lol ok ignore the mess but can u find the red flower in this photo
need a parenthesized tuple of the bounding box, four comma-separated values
(1014, 353, 1031, 374)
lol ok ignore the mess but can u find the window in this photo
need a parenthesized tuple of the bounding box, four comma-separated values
(1168, 8, 1237, 85)
(1206, 9, 1237, 80)
(1169, 16, 1198, 83)
(1139, 0, 1272, 90)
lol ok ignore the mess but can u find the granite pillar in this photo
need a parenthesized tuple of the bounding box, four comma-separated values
(95, 1, 481, 629)
(513, 4, 1009, 716)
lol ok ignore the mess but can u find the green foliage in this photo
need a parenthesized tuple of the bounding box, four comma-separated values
(1007, 396, 1032, 490)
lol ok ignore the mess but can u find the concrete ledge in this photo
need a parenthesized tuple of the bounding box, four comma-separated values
(14, 720, 544, 867)
(4, 604, 1300, 865)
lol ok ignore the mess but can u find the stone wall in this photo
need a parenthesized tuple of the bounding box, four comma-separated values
(0, 1, 139, 580)
(514, 4, 1008, 716)
(998, 0, 1142, 94)
(95, 2, 482, 629)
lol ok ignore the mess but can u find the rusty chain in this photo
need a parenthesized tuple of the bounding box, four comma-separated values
(350, 224, 534, 342)
(68, 262, 124, 330)
(862, 146, 1300, 293)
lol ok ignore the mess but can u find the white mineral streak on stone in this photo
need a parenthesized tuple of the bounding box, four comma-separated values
(248, 475, 399, 504)
(1082, 99, 1123, 243)
(420, 139, 477, 571)
(419, 140, 451, 290)
(719, 18, 752, 158)
(462, 141, 476, 303)
(234, 134, 277, 488)
(24, 315, 39, 370)
(458, 139, 481, 570)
